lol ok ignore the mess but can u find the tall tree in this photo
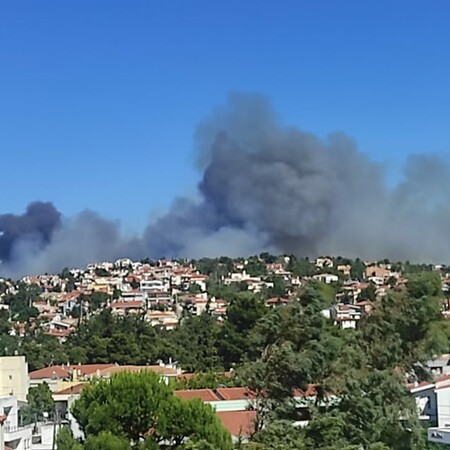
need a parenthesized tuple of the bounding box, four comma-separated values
(217, 293, 266, 368)
(21, 382, 54, 423)
(170, 313, 221, 372)
(72, 371, 232, 450)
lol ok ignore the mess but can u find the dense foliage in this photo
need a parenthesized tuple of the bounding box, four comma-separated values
(20, 382, 54, 424)
(3, 255, 450, 449)
(237, 272, 449, 450)
(65, 371, 232, 450)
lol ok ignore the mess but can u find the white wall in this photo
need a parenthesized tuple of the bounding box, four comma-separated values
(436, 387, 450, 428)
(0, 356, 29, 402)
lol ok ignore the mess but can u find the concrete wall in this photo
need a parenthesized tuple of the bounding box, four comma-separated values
(0, 396, 33, 450)
(0, 356, 29, 402)
(436, 387, 450, 428)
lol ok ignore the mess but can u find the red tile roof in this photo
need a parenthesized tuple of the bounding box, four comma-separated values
(216, 410, 257, 437)
(266, 297, 289, 304)
(216, 387, 256, 400)
(29, 364, 115, 379)
(54, 383, 86, 395)
(110, 301, 144, 308)
(436, 374, 450, 384)
(97, 365, 179, 377)
(45, 329, 71, 337)
(175, 389, 220, 402)
(293, 384, 317, 397)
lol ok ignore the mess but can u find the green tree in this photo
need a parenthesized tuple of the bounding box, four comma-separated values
(286, 256, 316, 277)
(360, 272, 448, 372)
(217, 294, 266, 368)
(350, 259, 365, 280)
(0, 309, 11, 335)
(173, 372, 242, 390)
(243, 420, 306, 450)
(359, 282, 377, 301)
(266, 276, 287, 299)
(27, 382, 54, 418)
(259, 253, 277, 264)
(56, 426, 83, 450)
(20, 331, 68, 371)
(3, 283, 41, 321)
(245, 258, 267, 277)
(83, 292, 109, 313)
(84, 432, 132, 450)
(307, 273, 449, 450)
(20, 384, 53, 425)
(189, 283, 202, 295)
(242, 285, 341, 429)
(72, 371, 232, 450)
(67, 309, 167, 366)
(170, 313, 221, 372)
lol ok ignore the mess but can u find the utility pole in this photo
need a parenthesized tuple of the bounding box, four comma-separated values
(51, 406, 60, 450)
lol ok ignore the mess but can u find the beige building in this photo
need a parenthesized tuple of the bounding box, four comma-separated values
(0, 356, 29, 402)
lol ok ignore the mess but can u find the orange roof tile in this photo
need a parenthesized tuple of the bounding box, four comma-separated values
(29, 364, 115, 379)
(97, 365, 179, 377)
(175, 389, 220, 402)
(216, 410, 257, 437)
(216, 387, 255, 400)
(436, 374, 450, 383)
(45, 329, 71, 337)
(266, 297, 289, 304)
(293, 384, 317, 397)
(110, 301, 144, 308)
(54, 383, 86, 395)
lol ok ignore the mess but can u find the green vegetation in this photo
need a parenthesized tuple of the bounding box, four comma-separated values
(63, 371, 232, 450)
(236, 272, 450, 449)
(3, 282, 40, 321)
(172, 372, 241, 390)
(20, 382, 54, 424)
(53, 269, 448, 450)
(2, 256, 450, 449)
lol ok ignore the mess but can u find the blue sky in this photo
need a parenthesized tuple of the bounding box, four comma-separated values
(1, 1, 450, 232)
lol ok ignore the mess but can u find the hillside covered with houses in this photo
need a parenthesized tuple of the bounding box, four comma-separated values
(2, 255, 450, 449)
(2, 254, 448, 345)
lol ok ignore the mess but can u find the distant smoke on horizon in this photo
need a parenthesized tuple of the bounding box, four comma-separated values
(2, 93, 450, 278)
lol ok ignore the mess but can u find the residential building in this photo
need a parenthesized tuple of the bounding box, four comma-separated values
(0, 395, 33, 450)
(427, 354, 450, 376)
(313, 273, 339, 284)
(0, 356, 29, 402)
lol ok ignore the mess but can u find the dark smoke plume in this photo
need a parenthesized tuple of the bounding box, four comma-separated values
(0, 202, 61, 263)
(2, 93, 450, 277)
(143, 93, 450, 262)
(0, 205, 139, 278)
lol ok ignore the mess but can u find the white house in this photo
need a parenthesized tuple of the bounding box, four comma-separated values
(323, 304, 362, 329)
(313, 273, 339, 284)
(0, 396, 54, 450)
(418, 375, 450, 445)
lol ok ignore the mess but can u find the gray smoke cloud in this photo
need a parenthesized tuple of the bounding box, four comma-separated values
(144, 93, 450, 263)
(0, 202, 61, 264)
(0, 207, 140, 278)
(1, 93, 450, 277)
